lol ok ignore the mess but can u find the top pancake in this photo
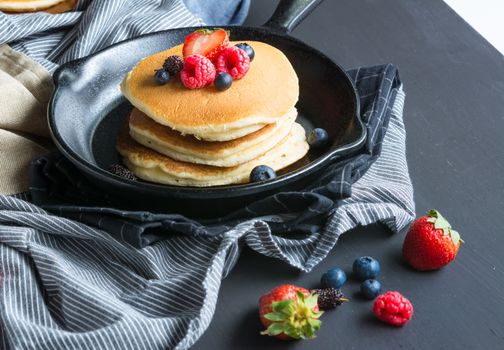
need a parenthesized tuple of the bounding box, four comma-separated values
(121, 41, 299, 141)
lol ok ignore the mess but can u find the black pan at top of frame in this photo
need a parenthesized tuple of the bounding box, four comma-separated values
(47, 0, 364, 216)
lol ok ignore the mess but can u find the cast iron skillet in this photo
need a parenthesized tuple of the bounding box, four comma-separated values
(48, 0, 364, 217)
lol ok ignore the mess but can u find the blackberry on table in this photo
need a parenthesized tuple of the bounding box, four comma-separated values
(311, 288, 348, 310)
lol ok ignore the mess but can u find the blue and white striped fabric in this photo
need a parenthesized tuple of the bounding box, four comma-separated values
(0, 65, 415, 349)
(0, 1, 414, 349)
(0, 0, 249, 73)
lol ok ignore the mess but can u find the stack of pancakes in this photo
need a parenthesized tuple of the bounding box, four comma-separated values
(118, 41, 309, 187)
(0, 0, 76, 13)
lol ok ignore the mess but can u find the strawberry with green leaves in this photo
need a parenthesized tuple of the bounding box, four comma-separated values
(259, 284, 323, 340)
(402, 209, 463, 271)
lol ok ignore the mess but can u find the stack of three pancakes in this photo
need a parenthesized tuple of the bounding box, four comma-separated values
(118, 41, 309, 187)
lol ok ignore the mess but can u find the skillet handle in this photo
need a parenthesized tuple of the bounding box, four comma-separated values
(53, 60, 80, 87)
(263, 0, 323, 33)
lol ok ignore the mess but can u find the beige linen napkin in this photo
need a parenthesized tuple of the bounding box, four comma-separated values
(0, 44, 54, 195)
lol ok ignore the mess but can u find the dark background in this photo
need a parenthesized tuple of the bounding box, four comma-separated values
(192, 0, 504, 349)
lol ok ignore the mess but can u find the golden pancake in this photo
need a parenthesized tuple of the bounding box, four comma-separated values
(128, 107, 297, 167)
(189, 124, 264, 142)
(117, 122, 309, 187)
(121, 41, 299, 141)
(0, 0, 66, 12)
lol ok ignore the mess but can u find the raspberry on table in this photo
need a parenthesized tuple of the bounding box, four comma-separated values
(373, 291, 413, 326)
(180, 54, 216, 89)
(215, 46, 250, 80)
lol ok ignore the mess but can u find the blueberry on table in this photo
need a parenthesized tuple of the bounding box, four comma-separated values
(353, 256, 381, 281)
(320, 267, 347, 289)
(154, 69, 170, 84)
(214, 72, 232, 91)
(250, 165, 277, 182)
(307, 128, 329, 148)
(235, 43, 255, 61)
(360, 279, 382, 300)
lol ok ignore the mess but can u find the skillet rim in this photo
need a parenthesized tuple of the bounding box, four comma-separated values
(48, 25, 365, 198)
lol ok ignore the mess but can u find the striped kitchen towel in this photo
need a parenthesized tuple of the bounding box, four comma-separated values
(0, 0, 250, 73)
(28, 64, 413, 252)
(0, 64, 415, 350)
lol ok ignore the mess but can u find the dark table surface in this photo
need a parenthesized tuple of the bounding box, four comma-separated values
(192, 0, 504, 349)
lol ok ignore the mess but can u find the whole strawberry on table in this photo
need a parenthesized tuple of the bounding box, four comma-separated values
(258, 284, 348, 340)
(403, 209, 463, 271)
(258, 284, 323, 340)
